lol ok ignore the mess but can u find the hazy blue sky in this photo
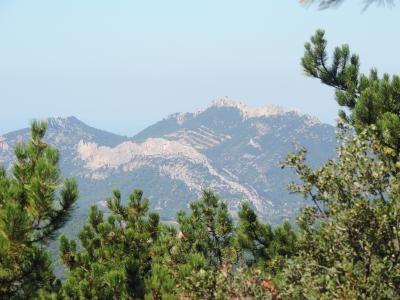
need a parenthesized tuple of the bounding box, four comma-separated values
(0, 1, 399, 135)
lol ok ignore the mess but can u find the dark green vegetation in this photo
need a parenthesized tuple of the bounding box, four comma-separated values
(1, 30, 400, 299)
(58, 189, 288, 299)
(0, 121, 78, 298)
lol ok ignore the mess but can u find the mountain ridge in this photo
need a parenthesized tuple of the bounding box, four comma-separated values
(0, 98, 337, 223)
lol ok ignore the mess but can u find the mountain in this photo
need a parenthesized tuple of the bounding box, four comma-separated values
(0, 98, 337, 225)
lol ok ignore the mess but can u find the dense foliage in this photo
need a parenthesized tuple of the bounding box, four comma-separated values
(0, 121, 78, 299)
(59, 189, 159, 299)
(282, 128, 400, 298)
(59, 189, 289, 299)
(278, 30, 400, 298)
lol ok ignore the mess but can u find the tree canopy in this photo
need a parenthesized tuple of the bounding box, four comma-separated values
(0, 121, 78, 299)
(59, 189, 290, 299)
(302, 30, 400, 162)
(277, 29, 400, 299)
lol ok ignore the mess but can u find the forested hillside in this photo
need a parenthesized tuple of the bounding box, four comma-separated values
(0, 99, 336, 226)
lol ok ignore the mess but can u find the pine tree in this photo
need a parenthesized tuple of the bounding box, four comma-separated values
(146, 190, 278, 299)
(59, 189, 160, 299)
(276, 31, 400, 299)
(0, 121, 78, 299)
(236, 202, 297, 271)
(145, 190, 236, 299)
(302, 30, 400, 161)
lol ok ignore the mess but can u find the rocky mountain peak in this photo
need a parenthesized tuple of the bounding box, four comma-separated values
(206, 96, 285, 119)
(46, 116, 82, 130)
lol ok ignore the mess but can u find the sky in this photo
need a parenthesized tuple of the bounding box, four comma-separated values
(0, 0, 399, 136)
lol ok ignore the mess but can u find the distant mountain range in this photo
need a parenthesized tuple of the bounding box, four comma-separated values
(0, 97, 337, 225)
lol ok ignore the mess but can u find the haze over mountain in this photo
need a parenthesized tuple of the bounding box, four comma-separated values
(0, 98, 337, 224)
